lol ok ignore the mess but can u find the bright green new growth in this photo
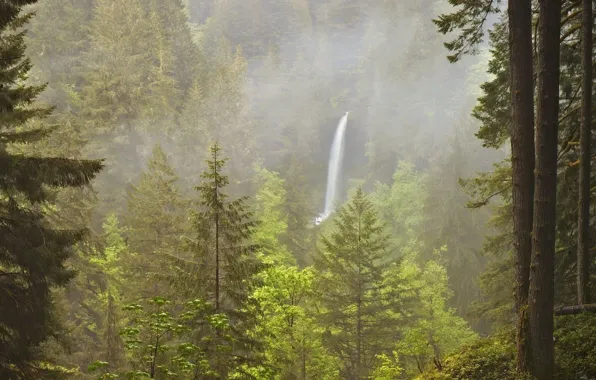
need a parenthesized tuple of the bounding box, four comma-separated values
(314, 188, 399, 379)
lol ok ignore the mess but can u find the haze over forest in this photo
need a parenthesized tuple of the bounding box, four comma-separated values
(1, 0, 595, 379)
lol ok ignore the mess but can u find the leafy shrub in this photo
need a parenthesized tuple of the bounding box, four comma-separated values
(554, 313, 596, 380)
(417, 331, 516, 380)
(419, 313, 596, 380)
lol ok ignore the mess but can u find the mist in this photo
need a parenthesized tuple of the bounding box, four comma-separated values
(3, 0, 533, 378)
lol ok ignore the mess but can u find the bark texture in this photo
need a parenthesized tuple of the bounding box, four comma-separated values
(578, 0, 592, 306)
(508, 0, 535, 373)
(529, 0, 562, 378)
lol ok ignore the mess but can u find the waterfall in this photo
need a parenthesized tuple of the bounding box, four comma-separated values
(316, 111, 349, 224)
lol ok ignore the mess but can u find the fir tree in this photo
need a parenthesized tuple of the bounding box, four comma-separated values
(124, 144, 187, 301)
(176, 44, 256, 187)
(78, 0, 180, 224)
(191, 143, 261, 311)
(145, 0, 203, 101)
(171, 143, 263, 378)
(313, 188, 400, 379)
(422, 130, 490, 324)
(0, 2, 103, 377)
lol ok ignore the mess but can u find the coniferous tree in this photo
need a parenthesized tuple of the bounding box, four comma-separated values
(177, 45, 255, 188)
(89, 214, 129, 369)
(422, 131, 489, 323)
(124, 144, 187, 301)
(189, 143, 261, 310)
(529, 1, 562, 377)
(171, 143, 263, 378)
(0, 2, 103, 377)
(508, 0, 535, 373)
(314, 188, 401, 379)
(145, 0, 203, 101)
(78, 0, 179, 224)
(577, 0, 592, 305)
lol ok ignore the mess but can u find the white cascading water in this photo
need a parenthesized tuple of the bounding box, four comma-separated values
(316, 111, 349, 225)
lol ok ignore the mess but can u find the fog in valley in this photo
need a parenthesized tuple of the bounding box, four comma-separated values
(6, 0, 594, 379)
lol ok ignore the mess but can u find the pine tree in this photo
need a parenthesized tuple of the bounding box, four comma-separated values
(0, 2, 103, 377)
(314, 188, 400, 379)
(124, 144, 187, 301)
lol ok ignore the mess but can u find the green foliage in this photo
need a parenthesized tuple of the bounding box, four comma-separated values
(394, 251, 478, 377)
(420, 332, 517, 380)
(418, 314, 596, 380)
(0, 1, 103, 377)
(554, 314, 596, 380)
(89, 297, 212, 379)
(170, 143, 264, 378)
(314, 188, 401, 378)
(124, 144, 188, 301)
(370, 161, 427, 254)
(433, 0, 502, 62)
(252, 164, 293, 265)
(251, 264, 339, 379)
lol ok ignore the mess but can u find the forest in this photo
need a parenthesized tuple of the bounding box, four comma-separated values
(1, 0, 595, 379)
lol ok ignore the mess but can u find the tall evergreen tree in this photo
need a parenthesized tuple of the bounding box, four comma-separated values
(79, 0, 179, 224)
(577, 0, 592, 305)
(508, 0, 535, 373)
(190, 143, 261, 310)
(314, 188, 400, 379)
(176, 44, 256, 188)
(0, 1, 103, 377)
(145, 0, 203, 101)
(171, 143, 263, 378)
(124, 144, 187, 301)
(422, 130, 489, 322)
(89, 214, 129, 369)
(529, 1, 562, 378)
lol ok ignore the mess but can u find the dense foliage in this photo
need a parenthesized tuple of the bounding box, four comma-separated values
(2, 0, 596, 379)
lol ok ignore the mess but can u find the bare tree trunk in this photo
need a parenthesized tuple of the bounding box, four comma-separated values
(529, 0, 561, 378)
(578, 0, 592, 306)
(508, 0, 535, 373)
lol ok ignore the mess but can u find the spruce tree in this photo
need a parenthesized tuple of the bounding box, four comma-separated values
(0, 2, 103, 377)
(314, 188, 399, 379)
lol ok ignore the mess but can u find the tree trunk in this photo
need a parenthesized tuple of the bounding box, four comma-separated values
(214, 147, 220, 312)
(554, 303, 596, 315)
(578, 0, 592, 305)
(529, 0, 561, 378)
(508, 0, 535, 373)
